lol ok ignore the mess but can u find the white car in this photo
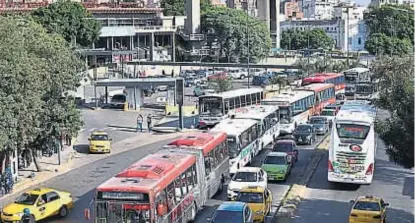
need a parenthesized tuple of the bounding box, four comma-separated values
(320, 109, 336, 126)
(229, 69, 248, 79)
(279, 118, 296, 135)
(227, 167, 267, 200)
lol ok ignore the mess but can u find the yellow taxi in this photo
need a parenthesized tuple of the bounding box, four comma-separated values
(1, 188, 73, 222)
(235, 186, 273, 222)
(349, 195, 389, 223)
(88, 131, 112, 153)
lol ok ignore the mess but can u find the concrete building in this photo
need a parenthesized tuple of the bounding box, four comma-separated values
(258, 0, 281, 48)
(301, 0, 339, 20)
(280, 16, 367, 51)
(227, 0, 258, 16)
(284, 0, 304, 19)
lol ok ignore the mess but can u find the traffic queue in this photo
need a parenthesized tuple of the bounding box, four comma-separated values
(0, 71, 387, 223)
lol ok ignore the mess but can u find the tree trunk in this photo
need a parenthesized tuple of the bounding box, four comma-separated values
(29, 149, 42, 172)
(0, 152, 6, 173)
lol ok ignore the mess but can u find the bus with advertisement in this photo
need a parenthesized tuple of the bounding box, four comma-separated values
(212, 118, 260, 174)
(296, 83, 336, 115)
(301, 73, 345, 94)
(87, 151, 200, 223)
(328, 104, 377, 185)
(228, 105, 280, 151)
(198, 88, 263, 127)
(163, 131, 229, 200)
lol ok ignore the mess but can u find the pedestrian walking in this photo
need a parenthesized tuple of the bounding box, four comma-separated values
(162, 69, 166, 76)
(65, 133, 72, 146)
(147, 115, 152, 132)
(136, 114, 144, 132)
(3, 166, 13, 194)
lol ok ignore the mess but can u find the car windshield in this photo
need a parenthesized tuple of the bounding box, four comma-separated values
(227, 136, 239, 159)
(321, 110, 335, 116)
(237, 192, 264, 203)
(309, 118, 325, 124)
(274, 143, 293, 153)
(264, 156, 286, 165)
(15, 193, 39, 205)
(91, 134, 109, 141)
(353, 201, 381, 211)
(336, 124, 370, 140)
(280, 118, 291, 124)
(112, 94, 126, 100)
(295, 125, 312, 133)
(232, 172, 257, 182)
(212, 210, 243, 222)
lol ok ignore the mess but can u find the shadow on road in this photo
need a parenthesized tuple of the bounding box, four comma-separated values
(73, 144, 90, 154)
(288, 198, 414, 223)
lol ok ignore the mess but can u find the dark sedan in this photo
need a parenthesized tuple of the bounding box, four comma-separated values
(293, 124, 316, 145)
(308, 116, 329, 135)
(273, 139, 298, 162)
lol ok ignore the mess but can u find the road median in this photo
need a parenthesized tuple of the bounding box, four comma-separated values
(275, 135, 328, 218)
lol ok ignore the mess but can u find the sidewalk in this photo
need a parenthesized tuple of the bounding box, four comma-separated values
(3, 131, 192, 201)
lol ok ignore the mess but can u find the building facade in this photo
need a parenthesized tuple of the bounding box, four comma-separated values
(284, 0, 304, 19)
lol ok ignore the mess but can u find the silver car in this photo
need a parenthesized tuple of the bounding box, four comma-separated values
(308, 116, 329, 135)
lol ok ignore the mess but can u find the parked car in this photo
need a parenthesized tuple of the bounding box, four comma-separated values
(88, 131, 112, 153)
(273, 139, 298, 162)
(227, 167, 267, 200)
(207, 202, 253, 223)
(261, 152, 292, 181)
(308, 116, 330, 135)
(208, 72, 229, 81)
(229, 69, 248, 79)
(185, 76, 201, 87)
(293, 124, 316, 145)
(109, 93, 127, 108)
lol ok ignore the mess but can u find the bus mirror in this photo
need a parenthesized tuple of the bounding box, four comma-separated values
(84, 208, 91, 220)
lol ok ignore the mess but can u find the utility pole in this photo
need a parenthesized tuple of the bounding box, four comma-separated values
(245, 0, 251, 88)
(344, 5, 353, 67)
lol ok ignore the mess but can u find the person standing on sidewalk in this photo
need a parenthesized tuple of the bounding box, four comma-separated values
(3, 166, 13, 194)
(147, 114, 152, 132)
(65, 133, 72, 146)
(136, 114, 143, 132)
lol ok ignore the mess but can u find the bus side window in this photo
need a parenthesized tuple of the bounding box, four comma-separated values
(229, 98, 235, 110)
(167, 182, 176, 210)
(246, 94, 252, 105)
(186, 165, 195, 190)
(181, 173, 188, 195)
(173, 178, 183, 204)
(156, 191, 168, 217)
(204, 156, 212, 175)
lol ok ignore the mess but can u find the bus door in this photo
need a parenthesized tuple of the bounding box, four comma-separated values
(194, 151, 207, 208)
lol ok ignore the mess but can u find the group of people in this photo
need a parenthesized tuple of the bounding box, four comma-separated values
(1, 167, 14, 196)
(136, 114, 153, 132)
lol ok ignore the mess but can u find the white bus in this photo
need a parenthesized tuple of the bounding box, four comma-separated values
(228, 105, 280, 153)
(198, 88, 264, 127)
(261, 91, 315, 134)
(328, 105, 377, 185)
(212, 118, 260, 174)
(344, 68, 371, 99)
(355, 79, 380, 101)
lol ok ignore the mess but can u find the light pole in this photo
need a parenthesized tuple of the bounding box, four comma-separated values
(343, 4, 353, 67)
(244, 0, 251, 88)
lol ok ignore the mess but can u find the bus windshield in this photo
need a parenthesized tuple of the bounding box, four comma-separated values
(321, 110, 336, 116)
(356, 85, 373, 94)
(199, 97, 223, 116)
(227, 136, 239, 158)
(345, 73, 357, 83)
(279, 106, 292, 120)
(336, 124, 370, 140)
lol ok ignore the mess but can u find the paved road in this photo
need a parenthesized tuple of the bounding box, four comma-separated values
(194, 135, 327, 222)
(0, 133, 326, 223)
(278, 136, 414, 223)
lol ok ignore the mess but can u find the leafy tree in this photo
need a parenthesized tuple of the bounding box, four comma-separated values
(32, 0, 101, 47)
(295, 57, 360, 76)
(364, 5, 414, 55)
(374, 55, 414, 168)
(161, 0, 212, 16)
(201, 7, 271, 63)
(365, 33, 413, 56)
(209, 78, 233, 92)
(0, 16, 84, 171)
(270, 76, 288, 93)
(281, 29, 335, 50)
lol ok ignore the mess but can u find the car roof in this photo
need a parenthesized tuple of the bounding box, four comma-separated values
(26, 188, 57, 195)
(276, 140, 294, 144)
(237, 167, 262, 173)
(267, 152, 287, 157)
(91, 131, 108, 135)
(217, 202, 245, 211)
(356, 195, 382, 202)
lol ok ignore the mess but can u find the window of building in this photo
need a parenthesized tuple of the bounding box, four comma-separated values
(358, 37, 362, 45)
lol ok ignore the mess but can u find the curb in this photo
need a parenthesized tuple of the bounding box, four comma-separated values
(0, 133, 189, 201)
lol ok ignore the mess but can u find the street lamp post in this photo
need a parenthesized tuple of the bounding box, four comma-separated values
(244, 0, 251, 88)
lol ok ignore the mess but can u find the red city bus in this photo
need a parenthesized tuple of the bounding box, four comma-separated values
(88, 151, 199, 223)
(301, 73, 345, 94)
(164, 131, 229, 200)
(296, 83, 336, 115)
